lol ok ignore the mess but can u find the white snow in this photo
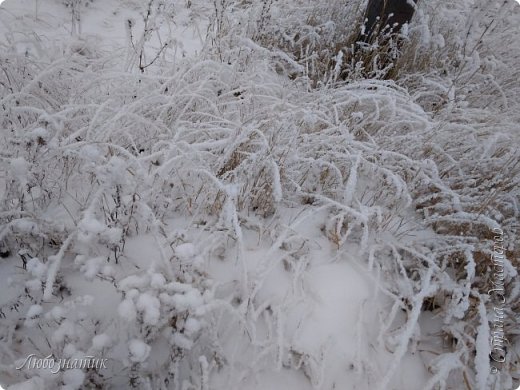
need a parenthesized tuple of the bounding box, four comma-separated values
(117, 299, 137, 322)
(172, 333, 194, 350)
(91, 333, 111, 351)
(46, 306, 66, 321)
(9, 158, 29, 180)
(183, 317, 201, 336)
(136, 292, 161, 326)
(62, 369, 85, 390)
(25, 305, 43, 318)
(0, 0, 519, 389)
(79, 257, 104, 280)
(26, 258, 46, 279)
(5, 378, 44, 390)
(174, 243, 196, 260)
(475, 300, 491, 390)
(150, 273, 166, 288)
(78, 216, 106, 235)
(128, 339, 151, 363)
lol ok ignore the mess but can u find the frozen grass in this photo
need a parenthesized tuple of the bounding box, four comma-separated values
(0, 0, 519, 389)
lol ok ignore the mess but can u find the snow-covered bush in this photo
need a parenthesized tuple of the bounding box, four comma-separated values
(0, 0, 519, 389)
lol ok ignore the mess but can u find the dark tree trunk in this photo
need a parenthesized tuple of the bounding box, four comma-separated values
(363, 0, 417, 41)
(345, 0, 419, 80)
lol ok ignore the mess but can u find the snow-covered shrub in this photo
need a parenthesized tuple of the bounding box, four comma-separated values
(0, 42, 223, 388)
(234, 0, 415, 85)
(0, 0, 519, 389)
(204, 1, 520, 388)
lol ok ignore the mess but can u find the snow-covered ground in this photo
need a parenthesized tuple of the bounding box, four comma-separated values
(0, 0, 209, 60)
(0, 1, 519, 389)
